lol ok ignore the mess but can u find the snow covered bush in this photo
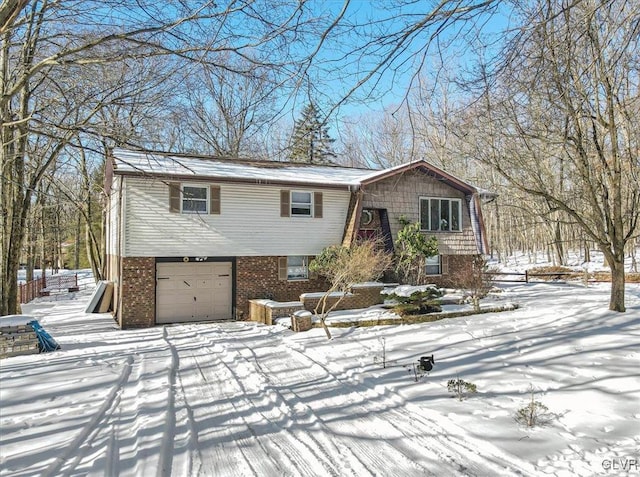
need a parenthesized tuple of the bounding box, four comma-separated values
(384, 284, 443, 316)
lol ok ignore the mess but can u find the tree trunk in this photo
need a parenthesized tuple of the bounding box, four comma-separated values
(604, 247, 626, 312)
(74, 213, 81, 270)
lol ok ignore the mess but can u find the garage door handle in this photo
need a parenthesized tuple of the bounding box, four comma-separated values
(218, 274, 230, 277)
(157, 277, 169, 280)
(194, 296, 197, 302)
(184, 280, 191, 287)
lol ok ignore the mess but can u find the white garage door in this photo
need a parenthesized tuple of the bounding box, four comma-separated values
(156, 262, 232, 324)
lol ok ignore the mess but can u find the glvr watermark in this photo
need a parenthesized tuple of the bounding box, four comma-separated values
(602, 458, 638, 472)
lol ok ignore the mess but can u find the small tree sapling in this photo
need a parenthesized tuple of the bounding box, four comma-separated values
(447, 377, 478, 401)
(309, 239, 392, 339)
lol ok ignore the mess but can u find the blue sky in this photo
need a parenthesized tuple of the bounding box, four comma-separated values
(284, 0, 513, 126)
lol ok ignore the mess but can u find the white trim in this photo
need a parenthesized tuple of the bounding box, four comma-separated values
(290, 190, 313, 217)
(287, 255, 309, 280)
(419, 196, 462, 232)
(181, 183, 209, 214)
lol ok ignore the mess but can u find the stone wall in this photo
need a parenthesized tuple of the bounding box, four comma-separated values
(236, 256, 328, 319)
(119, 257, 155, 328)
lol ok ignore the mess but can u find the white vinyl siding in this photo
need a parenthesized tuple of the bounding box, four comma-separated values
(122, 177, 350, 257)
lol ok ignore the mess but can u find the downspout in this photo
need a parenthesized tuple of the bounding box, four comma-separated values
(115, 176, 124, 324)
(341, 185, 363, 247)
(469, 192, 491, 255)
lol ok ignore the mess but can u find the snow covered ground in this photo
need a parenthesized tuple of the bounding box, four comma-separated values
(1, 270, 639, 476)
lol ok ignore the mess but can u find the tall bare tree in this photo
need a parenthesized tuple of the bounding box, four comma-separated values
(463, 0, 640, 311)
(0, 0, 331, 315)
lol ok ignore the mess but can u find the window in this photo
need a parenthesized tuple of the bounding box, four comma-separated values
(291, 191, 312, 216)
(169, 183, 221, 215)
(425, 255, 441, 275)
(182, 185, 208, 213)
(287, 256, 309, 280)
(280, 190, 322, 218)
(420, 197, 462, 232)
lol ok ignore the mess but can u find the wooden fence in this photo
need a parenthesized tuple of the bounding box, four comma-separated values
(485, 270, 607, 283)
(19, 272, 78, 304)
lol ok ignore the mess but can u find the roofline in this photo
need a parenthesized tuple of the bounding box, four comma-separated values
(113, 169, 357, 191)
(111, 147, 374, 171)
(360, 160, 477, 195)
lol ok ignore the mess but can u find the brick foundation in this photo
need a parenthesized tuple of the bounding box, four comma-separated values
(425, 255, 476, 288)
(301, 283, 384, 312)
(119, 257, 155, 328)
(236, 256, 329, 320)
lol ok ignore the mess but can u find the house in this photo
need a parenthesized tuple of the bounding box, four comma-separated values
(104, 148, 490, 328)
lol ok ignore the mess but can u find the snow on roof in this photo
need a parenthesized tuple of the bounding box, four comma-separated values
(110, 149, 486, 193)
(111, 149, 379, 187)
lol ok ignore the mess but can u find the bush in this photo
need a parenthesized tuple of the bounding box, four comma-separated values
(385, 286, 443, 316)
(447, 378, 477, 401)
(515, 385, 553, 427)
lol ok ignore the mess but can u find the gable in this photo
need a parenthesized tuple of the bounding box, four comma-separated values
(360, 170, 480, 255)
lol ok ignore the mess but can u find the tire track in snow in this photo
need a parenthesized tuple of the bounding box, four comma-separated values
(165, 326, 283, 476)
(41, 355, 133, 477)
(171, 324, 352, 477)
(282, 330, 538, 476)
(214, 325, 432, 476)
(160, 327, 203, 477)
(212, 325, 370, 477)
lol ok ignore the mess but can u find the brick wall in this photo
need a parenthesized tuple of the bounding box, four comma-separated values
(301, 283, 384, 312)
(119, 257, 155, 328)
(236, 256, 329, 319)
(421, 254, 475, 288)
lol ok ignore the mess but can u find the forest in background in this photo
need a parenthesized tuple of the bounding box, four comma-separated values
(1, 0, 638, 315)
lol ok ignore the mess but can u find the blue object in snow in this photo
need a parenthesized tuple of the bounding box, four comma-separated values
(28, 320, 60, 352)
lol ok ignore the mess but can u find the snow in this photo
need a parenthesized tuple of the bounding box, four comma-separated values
(0, 315, 35, 326)
(383, 284, 439, 297)
(265, 301, 304, 309)
(112, 149, 376, 187)
(1, 268, 639, 476)
(299, 291, 353, 299)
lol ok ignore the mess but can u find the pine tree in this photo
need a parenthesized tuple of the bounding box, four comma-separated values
(289, 103, 336, 163)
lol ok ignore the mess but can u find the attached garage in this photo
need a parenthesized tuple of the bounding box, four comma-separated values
(156, 261, 233, 324)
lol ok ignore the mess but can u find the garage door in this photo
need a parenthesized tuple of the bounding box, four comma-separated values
(156, 262, 232, 324)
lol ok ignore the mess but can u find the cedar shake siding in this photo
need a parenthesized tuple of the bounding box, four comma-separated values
(360, 169, 480, 255)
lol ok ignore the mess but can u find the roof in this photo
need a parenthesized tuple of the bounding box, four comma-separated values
(109, 148, 482, 193)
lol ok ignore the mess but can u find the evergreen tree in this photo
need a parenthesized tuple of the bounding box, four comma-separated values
(289, 103, 336, 163)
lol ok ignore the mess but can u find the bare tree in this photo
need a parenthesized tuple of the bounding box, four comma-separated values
(309, 240, 392, 339)
(0, 0, 334, 315)
(463, 0, 640, 311)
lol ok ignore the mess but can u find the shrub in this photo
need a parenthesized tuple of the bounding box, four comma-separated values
(385, 285, 443, 316)
(447, 378, 477, 401)
(515, 385, 553, 427)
